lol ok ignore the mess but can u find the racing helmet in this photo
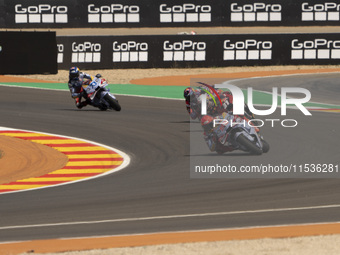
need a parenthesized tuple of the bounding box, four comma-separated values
(184, 87, 193, 101)
(69, 66, 80, 79)
(201, 115, 214, 132)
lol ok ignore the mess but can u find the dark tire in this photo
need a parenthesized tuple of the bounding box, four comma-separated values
(261, 140, 270, 153)
(98, 105, 108, 111)
(104, 94, 121, 111)
(236, 134, 262, 155)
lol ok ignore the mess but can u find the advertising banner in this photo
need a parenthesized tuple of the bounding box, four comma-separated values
(57, 33, 340, 69)
(2, 0, 340, 28)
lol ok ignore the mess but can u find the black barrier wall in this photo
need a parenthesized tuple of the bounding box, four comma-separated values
(0, 32, 57, 74)
(57, 33, 340, 70)
(2, 0, 340, 28)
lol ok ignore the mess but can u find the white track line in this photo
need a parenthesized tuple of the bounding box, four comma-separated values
(1, 204, 340, 230)
(1, 220, 340, 245)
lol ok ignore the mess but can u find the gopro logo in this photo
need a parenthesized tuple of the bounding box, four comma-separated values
(88, 4, 140, 23)
(223, 39, 272, 60)
(160, 4, 211, 23)
(291, 39, 340, 59)
(163, 40, 206, 61)
(112, 41, 148, 62)
(57, 44, 64, 63)
(71, 42, 101, 63)
(230, 3, 281, 22)
(15, 4, 68, 23)
(302, 2, 340, 21)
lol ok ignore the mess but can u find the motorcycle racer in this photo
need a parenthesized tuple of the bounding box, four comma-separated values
(185, 83, 256, 129)
(184, 84, 238, 120)
(184, 85, 224, 120)
(184, 87, 203, 120)
(68, 66, 94, 109)
(201, 114, 235, 154)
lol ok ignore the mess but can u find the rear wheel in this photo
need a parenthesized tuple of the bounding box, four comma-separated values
(104, 94, 121, 111)
(236, 134, 262, 155)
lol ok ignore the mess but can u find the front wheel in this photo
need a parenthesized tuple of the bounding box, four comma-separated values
(261, 140, 270, 153)
(104, 94, 121, 111)
(236, 134, 262, 155)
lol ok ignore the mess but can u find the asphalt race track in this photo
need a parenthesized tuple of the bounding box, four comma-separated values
(0, 73, 339, 243)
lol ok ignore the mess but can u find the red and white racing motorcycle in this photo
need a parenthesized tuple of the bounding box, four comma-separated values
(213, 113, 269, 155)
(83, 77, 121, 111)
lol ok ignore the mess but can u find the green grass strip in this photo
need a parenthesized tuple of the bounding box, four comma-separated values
(0, 82, 339, 109)
(0, 82, 185, 100)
